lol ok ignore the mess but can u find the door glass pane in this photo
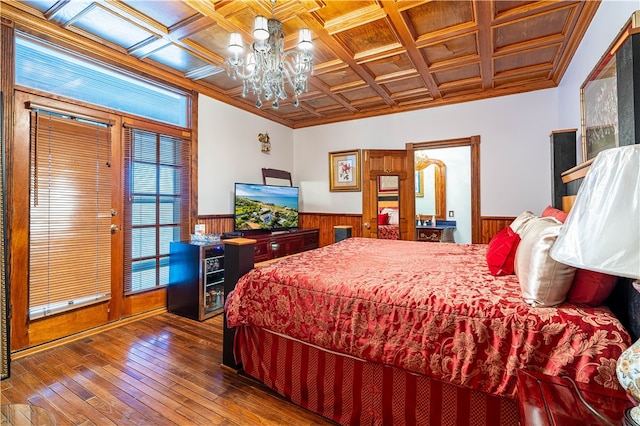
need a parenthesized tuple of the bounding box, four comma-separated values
(377, 175, 399, 240)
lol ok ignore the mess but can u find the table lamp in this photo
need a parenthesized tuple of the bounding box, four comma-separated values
(551, 144, 640, 425)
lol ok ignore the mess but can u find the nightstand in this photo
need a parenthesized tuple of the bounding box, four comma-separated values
(517, 369, 634, 425)
(416, 226, 455, 242)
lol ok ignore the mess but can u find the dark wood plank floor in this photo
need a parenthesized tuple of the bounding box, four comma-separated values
(1, 313, 335, 425)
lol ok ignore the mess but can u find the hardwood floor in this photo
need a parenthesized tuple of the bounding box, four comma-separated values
(0, 313, 334, 425)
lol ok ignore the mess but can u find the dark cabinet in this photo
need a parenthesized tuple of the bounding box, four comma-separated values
(168, 241, 225, 321)
(247, 229, 319, 263)
(549, 129, 577, 210)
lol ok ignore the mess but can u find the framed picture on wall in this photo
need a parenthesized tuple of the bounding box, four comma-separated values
(329, 150, 361, 192)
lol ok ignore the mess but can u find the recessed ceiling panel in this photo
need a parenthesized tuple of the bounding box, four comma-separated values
(382, 76, 426, 94)
(433, 64, 480, 86)
(302, 96, 341, 110)
(494, 45, 559, 74)
(120, 0, 197, 27)
(20, 0, 58, 14)
(314, 67, 363, 89)
(199, 71, 242, 92)
(365, 53, 415, 79)
(334, 18, 398, 56)
(188, 24, 235, 58)
(341, 86, 380, 102)
(146, 44, 209, 73)
(421, 34, 478, 66)
(405, 1, 474, 37)
(494, 8, 571, 49)
(71, 5, 153, 49)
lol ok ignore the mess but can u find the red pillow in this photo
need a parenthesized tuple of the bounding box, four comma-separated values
(377, 213, 389, 225)
(541, 205, 568, 223)
(486, 227, 521, 276)
(567, 269, 618, 306)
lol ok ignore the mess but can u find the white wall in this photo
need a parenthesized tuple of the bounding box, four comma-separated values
(293, 89, 559, 216)
(198, 96, 293, 214)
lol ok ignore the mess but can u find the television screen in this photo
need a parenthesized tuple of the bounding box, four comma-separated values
(234, 183, 299, 231)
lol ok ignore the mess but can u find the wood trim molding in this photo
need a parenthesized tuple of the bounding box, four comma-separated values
(407, 135, 481, 243)
(561, 158, 594, 183)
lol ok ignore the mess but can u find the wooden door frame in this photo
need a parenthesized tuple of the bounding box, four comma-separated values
(361, 149, 413, 240)
(406, 136, 481, 244)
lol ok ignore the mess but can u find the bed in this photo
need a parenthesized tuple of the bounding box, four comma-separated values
(225, 236, 633, 425)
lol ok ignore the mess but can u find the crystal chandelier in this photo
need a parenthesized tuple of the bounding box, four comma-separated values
(227, 0, 313, 109)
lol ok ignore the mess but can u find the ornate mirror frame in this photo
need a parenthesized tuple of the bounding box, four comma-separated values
(415, 157, 446, 220)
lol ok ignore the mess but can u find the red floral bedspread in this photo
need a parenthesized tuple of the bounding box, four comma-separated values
(378, 224, 399, 240)
(225, 238, 630, 397)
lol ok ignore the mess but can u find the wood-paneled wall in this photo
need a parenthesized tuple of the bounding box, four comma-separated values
(197, 213, 363, 248)
(198, 213, 511, 246)
(479, 216, 517, 244)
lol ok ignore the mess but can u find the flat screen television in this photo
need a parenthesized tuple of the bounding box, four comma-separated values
(234, 183, 299, 232)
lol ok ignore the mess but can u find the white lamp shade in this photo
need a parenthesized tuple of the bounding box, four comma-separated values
(550, 144, 640, 279)
(298, 28, 312, 50)
(228, 33, 244, 54)
(253, 16, 269, 40)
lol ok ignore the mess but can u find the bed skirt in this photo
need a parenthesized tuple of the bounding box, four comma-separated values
(235, 326, 519, 426)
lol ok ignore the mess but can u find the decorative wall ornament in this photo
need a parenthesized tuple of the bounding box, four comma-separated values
(258, 133, 271, 153)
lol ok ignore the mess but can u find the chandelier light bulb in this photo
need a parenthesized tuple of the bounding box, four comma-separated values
(246, 53, 256, 73)
(253, 16, 269, 40)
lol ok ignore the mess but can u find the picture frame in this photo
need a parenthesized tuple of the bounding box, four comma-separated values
(329, 149, 361, 192)
(377, 175, 398, 193)
(579, 17, 632, 161)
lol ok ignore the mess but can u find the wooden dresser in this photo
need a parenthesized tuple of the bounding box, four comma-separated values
(415, 221, 456, 243)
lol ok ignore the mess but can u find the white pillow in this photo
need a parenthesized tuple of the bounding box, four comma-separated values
(381, 208, 399, 225)
(515, 217, 576, 307)
(509, 211, 537, 236)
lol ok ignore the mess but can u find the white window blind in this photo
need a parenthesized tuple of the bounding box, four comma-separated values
(29, 110, 112, 319)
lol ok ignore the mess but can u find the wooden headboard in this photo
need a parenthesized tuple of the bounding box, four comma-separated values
(560, 159, 594, 212)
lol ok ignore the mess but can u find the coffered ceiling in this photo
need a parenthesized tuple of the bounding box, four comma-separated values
(2, 0, 600, 128)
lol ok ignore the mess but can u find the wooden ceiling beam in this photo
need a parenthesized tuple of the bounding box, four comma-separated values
(381, 2, 441, 100)
(475, 0, 494, 90)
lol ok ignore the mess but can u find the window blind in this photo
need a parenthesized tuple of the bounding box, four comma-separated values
(123, 127, 190, 294)
(29, 111, 112, 319)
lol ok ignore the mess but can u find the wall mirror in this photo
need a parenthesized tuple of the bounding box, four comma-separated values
(376, 175, 400, 240)
(415, 155, 446, 220)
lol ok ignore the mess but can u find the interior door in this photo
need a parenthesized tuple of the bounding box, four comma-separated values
(361, 149, 415, 240)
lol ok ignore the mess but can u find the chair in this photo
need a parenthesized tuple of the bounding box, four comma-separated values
(262, 168, 292, 186)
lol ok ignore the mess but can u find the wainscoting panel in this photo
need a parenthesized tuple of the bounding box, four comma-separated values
(196, 215, 234, 236)
(298, 213, 362, 247)
(197, 214, 511, 246)
(197, 213, 362, 248)
(480, 216, 516, 244)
